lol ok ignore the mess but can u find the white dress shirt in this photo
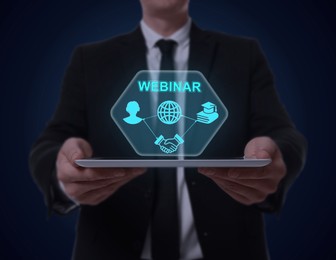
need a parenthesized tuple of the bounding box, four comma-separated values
(140, 18, 203, 260)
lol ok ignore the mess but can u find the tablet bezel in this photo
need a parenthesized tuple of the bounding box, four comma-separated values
(75, 158, 271, 168)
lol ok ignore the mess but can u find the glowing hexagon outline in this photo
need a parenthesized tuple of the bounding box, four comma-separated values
(110, 70, 229, 156)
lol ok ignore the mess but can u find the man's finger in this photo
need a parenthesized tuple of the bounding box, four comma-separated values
(127, 168, 147, 176)
(65, 175, 133, 198)
(57, 138, 93, 168)
(199, 167, 269, 180)
(198, 167, 229, 176)
(244, 136, 276, 159)
(220, 186, 253, 206)
(227, 167, 270, 179)
(76, 177, 133, 204)
(218, 179, 267, 204)
(216, 176, 278, 194)
(58, 167, 126, 183)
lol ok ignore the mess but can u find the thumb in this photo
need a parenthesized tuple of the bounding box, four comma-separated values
(62, 138, 93, 166)
(244, 137, 276, 159)
(76, 138, 93, 158)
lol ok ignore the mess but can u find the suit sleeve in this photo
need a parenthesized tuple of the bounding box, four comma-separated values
(29, 47, 88, 215)
(248, 40, 307, 212)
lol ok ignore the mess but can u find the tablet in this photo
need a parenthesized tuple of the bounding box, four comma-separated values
(75, 158, 271, 168)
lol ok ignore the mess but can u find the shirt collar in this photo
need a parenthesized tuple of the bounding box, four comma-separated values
(140, 18, 192, 50)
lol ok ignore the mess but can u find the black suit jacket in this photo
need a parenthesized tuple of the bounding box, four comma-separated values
(29, 23, 307, 260)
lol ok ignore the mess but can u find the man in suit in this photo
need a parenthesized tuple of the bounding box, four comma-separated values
(29, 0, 307, 259)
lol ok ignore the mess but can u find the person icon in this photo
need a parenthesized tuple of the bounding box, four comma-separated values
(123, 101, 143, 124)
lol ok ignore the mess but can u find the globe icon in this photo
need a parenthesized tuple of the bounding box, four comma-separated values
(157, 101, 182, 125)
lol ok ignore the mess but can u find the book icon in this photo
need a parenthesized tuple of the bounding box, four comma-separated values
(196, 102, 219, 124)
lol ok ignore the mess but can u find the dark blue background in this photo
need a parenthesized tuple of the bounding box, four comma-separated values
(1, 0, 335, 259)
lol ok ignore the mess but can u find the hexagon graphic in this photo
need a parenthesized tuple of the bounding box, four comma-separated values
(110, 70, 228, 156)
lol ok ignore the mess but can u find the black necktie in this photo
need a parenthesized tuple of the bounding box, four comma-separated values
(156, 39, 177, 70)
(151, 39, 179, 260)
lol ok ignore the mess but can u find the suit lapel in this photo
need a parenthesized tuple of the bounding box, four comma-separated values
(188, 23, 218, 79)
(119, 26, 148, 76)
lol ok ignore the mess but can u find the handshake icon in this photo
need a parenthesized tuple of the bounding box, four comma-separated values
(154, 134, 185, 154)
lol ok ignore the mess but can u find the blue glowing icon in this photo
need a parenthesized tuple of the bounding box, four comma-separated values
(157, 101, 182, 125)
(197, 102, 219, 124)
(123, 101, 143, 125)
(154, 134, 184, 154)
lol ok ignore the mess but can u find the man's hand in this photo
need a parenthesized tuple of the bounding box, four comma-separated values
(198, 137, 286, 205)
(56, 138, 146, 205)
